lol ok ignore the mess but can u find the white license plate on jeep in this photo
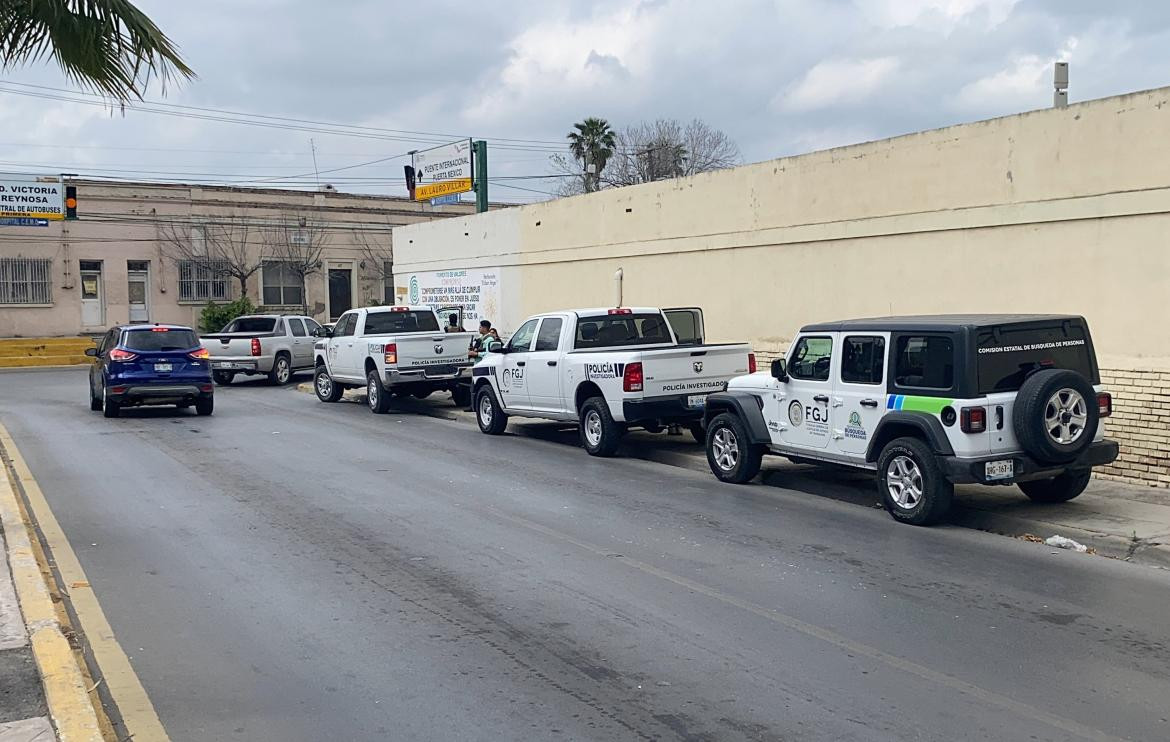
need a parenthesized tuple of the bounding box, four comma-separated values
(985, 459, 1014, 481)
(687, 394, 708, 409)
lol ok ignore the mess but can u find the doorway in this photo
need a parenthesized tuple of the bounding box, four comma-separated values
(127, 260, 150, 323)
(80, 260, 104, 329)
(328, 266, 353, 321)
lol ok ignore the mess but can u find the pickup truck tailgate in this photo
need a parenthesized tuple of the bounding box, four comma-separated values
(391, 332, 476, 375)
(641, 343, 752, 397)
(201, 334, 267, 359)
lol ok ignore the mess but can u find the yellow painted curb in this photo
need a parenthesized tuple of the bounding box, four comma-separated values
(0, 442, 101, 742)
(0, 421, 170, 742)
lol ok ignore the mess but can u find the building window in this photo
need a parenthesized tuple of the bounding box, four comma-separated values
(383, 261, 394, 304)
(178, 260, 228, 302)
(0, 257, 52, 304)
(262, 261, 302, 306)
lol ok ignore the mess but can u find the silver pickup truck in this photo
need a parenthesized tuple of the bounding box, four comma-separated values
(201, 314, 321, 385)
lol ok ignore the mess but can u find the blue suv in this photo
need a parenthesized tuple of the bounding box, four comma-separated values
(87, 324, 214, 418)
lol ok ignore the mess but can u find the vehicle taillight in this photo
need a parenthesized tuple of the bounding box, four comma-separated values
(1097, 392, 1112, 418)
(250, 338, 261, 356)
(960, 406, 986, 434)
(748, 353, 757, 374)
(390, 306, 409, 312)
(109, 349, 137, 362)
(151, 326, 169, 332)
(384, 343, 398, 365)
(608, 308, 632, 315)
(188, 348, 210, 360)
(623, 362, 643, 392)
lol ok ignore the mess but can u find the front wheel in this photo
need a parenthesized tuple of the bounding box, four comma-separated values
(476, 387, 508, 434)
(89, 382, 102, 411)
(268, 354, 292, 385)
(314, 366, 344, 403)
(877, 437, 953, 526)
(580, 397, 623, 457)
(212, 370, 235, 386)
(705, 413, 763, 483)
(367, 372, 392, 414)
(1019, 470, 1092, 503)
(195, 397, 214, 416)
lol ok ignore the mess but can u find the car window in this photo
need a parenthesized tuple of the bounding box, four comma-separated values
(304, 318, 322, 334)
(100, 329, 117, 353)
(122, 328, 200, 352)
(574, 313, 672, 349)
(363, 311, 440, 335)
(507, 319, 540, 352)
(289, 318, 306, 337)
(534, 317, 563, 351)
(788, 336, 833, 381)
(334, 314, 356, 338)
(841, 336, 885, 385)
(223, 317, 276, 333)
(895, 335, 954, 389)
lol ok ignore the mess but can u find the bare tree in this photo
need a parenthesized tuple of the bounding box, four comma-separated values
(548, 152, 589, 197)
(353, 222, 395, 305)
(259, 212, 331, 314)
(157, 213, 258, 297)
(604, 118, 739, 187)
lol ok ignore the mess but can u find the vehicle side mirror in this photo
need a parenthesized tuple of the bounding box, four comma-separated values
(487, 341, 504, 353)
(84, 347, 98, 357)
(771, 358, 788, 382)
(312, 327, 331, 338)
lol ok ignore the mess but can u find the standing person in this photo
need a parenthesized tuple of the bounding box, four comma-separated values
(467, 320, 495, 362)
(444, 313, 462, 333)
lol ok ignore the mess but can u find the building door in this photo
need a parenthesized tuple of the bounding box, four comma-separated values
(80, 260, 104, 329)
(328, 267, 352, 321)
(127, 261, 150, 323)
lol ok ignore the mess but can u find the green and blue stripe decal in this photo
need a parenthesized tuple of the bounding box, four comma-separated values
(886, 395, 953, 415)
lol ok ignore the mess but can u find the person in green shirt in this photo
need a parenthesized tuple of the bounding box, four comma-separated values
(468, 320, 497, 363)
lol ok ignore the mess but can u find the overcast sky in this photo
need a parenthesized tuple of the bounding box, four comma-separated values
(1, 0, 1167, 203)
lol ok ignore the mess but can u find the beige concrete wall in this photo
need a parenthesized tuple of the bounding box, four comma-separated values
(0, 181, 476, 336)
(393, 86, 1170, 486)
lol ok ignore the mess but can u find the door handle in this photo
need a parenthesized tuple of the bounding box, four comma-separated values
(861, 399, 879, 407)
(546, 361, 557, 366)
(517, 361, 526, 367)
(813, 394, 829, 403)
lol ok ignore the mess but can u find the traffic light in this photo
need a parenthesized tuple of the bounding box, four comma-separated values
(404, 165, 416, 200)
(64, 185, 77, 220)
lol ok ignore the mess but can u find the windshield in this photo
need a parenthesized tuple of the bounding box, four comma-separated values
(976, 322, 1095, 393)
(222, 317, 277, 333)
(122, 328, 200, 352)
(363, 311, 441, 335)
(574, 313, 674, 349)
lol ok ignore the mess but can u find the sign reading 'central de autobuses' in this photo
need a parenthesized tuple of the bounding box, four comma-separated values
(412, 140, 473, 201)
(0, 175, 64, 220)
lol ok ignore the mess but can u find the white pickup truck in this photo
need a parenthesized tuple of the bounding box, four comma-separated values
(472, 306, 755, 456)
(312, 305, 477, 412)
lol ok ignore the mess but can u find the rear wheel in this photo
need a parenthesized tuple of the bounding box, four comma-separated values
(451, 384, 471, 408)
(195, 397, 214, 416)
(268, 354, 292, 385)
(101, 385, 120, 418)
(213, 370, 235, 386)
(877, 437, 953, 526)
(705, 413, 763, 483)
(580, 397, 623, 457)
(368, 372, 392, 414)
(476, 386, 508, 434)
(314, 366, 343, 403)
(89, 382, 102, 411)
(1019, 470, 1092, 503)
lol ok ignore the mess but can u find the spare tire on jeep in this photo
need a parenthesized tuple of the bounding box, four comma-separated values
(1012, 369, 1099, 465)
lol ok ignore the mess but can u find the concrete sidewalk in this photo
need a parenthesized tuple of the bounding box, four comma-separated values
(299, 382, 1170, 569)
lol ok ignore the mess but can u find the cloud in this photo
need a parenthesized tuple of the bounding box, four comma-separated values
(777, 57, 902, 112)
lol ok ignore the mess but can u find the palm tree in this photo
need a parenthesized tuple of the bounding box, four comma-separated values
(1, 0, 194, 101)
(567, 117, 616, 193)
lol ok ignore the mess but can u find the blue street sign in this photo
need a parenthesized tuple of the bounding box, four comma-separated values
(0, 218, 49, 227)
(430, 193, 460, 206)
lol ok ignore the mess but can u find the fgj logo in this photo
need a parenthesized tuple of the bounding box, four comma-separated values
(788, 400, 804, 426)
(692, 361, 703, 373)
(408, 276, 420, 304)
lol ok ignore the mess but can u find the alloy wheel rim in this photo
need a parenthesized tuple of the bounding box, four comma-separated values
(277, 359, 290, 383)
(316, 373, 331, 397)
(584, 410, 603, 447)
(368, 379, 378, 408)
(886, 455, 924, 510)
(712, 426, 739, 471)
(1044, 388, 1088, 445)
(479, 395, 493, 425)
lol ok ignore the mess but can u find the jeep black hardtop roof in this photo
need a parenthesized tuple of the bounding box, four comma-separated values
(800, 314, 1085, 333)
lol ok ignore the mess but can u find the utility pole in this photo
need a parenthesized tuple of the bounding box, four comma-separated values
(473, 140, 488, 213)
(1054, 62, 1069, 108)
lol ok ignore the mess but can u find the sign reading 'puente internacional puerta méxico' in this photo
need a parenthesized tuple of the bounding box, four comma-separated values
(412, 140, 473, 201)
(0, 174, 65, 222)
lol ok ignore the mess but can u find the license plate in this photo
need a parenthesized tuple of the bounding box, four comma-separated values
(687, 394, 708, 409)
(985, 459, 1014, 481)
(213, 362, 239, 369)
(154, 363, 173, 373)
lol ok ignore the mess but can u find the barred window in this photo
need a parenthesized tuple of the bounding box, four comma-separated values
(0, 258, 52, 304)
(262, 261, 302, 306)
(178, 260, 228, 302)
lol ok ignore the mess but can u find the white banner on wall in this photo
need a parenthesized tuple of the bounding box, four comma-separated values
(403, 268, 502, 327)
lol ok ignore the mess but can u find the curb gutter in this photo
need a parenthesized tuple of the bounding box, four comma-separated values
(0, 441, 103, 741)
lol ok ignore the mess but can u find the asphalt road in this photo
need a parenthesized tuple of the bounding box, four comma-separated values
(2, 368, 1168, 742)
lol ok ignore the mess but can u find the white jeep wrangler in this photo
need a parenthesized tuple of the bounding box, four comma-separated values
(702, 315, 1119, 525)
